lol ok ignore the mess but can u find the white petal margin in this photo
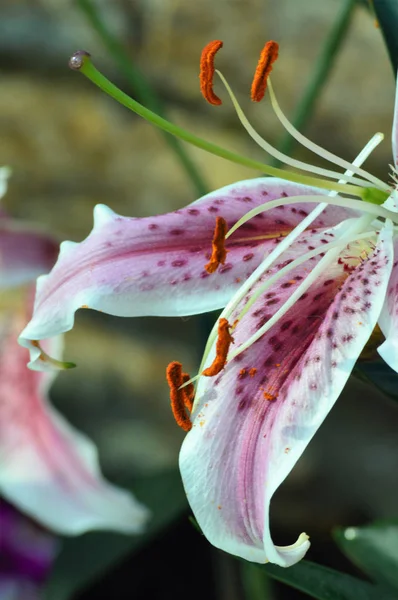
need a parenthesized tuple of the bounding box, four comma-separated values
(0, 166, 11, 202)
(0, 310, 150, 535)
(383, 73, 398, 212)
(179, 222, 393, 566)
(392, 70, 398, 170)
(377, 237, 398, 371)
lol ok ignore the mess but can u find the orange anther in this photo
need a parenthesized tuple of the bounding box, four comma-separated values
(249, 368, 257, 377)
(263, 391, 277, 402)
(200, 40, 223, 105)
(202, 318, 234, 377)
(205, 216, 228, 273)
(166, 361, 192, 432)
(251, 40, 279, 102)
(181, 372, 195, 411)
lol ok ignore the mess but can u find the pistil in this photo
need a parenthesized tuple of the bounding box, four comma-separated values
(68, 50, 383, 201)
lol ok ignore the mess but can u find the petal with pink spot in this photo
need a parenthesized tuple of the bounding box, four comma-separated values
(19, 178, 358, 370)
(180, 223, 393, 566)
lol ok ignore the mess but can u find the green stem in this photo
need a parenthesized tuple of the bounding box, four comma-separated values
(71, 52, 371, 199)
(273, 0, 357, 164)
(373, 0, 398, 73)
(76, 0, 209, 197)
(241, 562, 272, 600)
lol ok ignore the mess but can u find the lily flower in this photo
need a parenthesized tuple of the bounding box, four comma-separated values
(0, 171, 149, 535)
(18, 43, 398, 564)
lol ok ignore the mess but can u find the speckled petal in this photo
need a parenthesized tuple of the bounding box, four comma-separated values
(0, 305, 149, 535)
(19, 178, 358, 370)
(180, 223, 392, 566)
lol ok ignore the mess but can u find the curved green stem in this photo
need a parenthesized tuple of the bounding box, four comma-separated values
(72, 52, 386, 202)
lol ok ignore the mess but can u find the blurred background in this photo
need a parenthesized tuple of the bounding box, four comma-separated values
(1, 0, 398, 598)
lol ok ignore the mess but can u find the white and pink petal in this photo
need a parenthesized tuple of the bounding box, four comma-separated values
(19, 178, 359, 370)
(0, 304, 149, 535)
(180, 223, 393, 566)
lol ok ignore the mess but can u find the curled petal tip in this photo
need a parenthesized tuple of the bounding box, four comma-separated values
(68, 50, 91, 71)
(28, 340, 76, 372)
(93, 203, 117, 228)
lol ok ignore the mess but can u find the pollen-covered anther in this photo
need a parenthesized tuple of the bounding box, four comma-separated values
(202, 318, 234, 377)
(181, 372, 195, 411)
(200, 40, 223, 105)
(205, 216, 228, 273)
(166, 361, 192, 432)
(251, 40, 279, 102)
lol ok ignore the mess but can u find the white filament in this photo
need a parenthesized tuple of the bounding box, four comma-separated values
(267, 78, 390, 193)
(228, 217, 374, 360)
(194, 134, 385, 387)
(216, 70, 377, 189)
(226, 194, 397, 239)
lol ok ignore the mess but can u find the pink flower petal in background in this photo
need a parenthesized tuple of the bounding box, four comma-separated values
(0, 301, 150, 535)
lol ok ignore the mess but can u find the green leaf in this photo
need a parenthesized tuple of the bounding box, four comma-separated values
(373, 0, 398, 73)
(334, 522, 398, 591)
(262, 559, 395, 600)
(44, 469, 188, 600)
(241, 561, 272, 600)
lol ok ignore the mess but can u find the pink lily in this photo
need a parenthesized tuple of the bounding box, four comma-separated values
(0, 170, 149, 535)
(18, 46, 398, 564)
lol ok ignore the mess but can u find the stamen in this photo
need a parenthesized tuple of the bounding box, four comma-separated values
(251, 41, 279, 102)
(202, 318, 234, 376)
(196, 135, 385, 379)
(217, 70, 376, 189)
(166, 361, 192, 432)
(182, 372, 195, 411)
(267, 79, 390, 193)
(226, 194, 397, 240)
(229, 216, 376, 361)
(200, 40, 223, 106)
(236, 223, 376, 325)
(205, 216, 228, 273)
(69, 50, 378, 200)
